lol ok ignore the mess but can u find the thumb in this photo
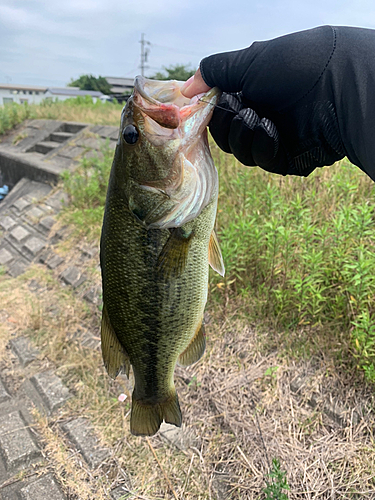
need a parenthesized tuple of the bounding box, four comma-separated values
(180, 69, 211, 98)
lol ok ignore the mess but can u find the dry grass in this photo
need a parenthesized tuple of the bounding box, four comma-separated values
(0, 258, 374, 499)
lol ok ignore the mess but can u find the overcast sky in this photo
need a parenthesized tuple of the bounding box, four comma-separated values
(1, 0, 375, 87)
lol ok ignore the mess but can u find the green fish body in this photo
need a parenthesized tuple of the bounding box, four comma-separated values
(100, 77, 224, 436)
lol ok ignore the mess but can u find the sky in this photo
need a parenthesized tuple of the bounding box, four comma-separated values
(1, 0, 375, 87)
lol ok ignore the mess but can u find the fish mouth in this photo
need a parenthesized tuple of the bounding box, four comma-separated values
(133, 76, 220, 132)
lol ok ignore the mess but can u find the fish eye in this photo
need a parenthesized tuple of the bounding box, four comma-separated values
(123, 124, 139, 145)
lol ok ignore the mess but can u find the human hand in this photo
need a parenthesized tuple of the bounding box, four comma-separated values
(182, 26, 362, 177)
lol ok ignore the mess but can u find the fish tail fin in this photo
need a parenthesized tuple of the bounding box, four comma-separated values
(130, 389, 182, 436)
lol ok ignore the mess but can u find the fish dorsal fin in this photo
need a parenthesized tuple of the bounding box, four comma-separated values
(209, 230, 225, 276)
(178, 320, 206, 367)
(157, 228, 194, 279)
(101, 304, 130, 379)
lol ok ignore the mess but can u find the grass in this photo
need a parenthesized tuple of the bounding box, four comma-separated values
(1, 99, 375, 498)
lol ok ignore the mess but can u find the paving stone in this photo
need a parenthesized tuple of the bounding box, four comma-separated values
(26, 206, 44, 220)
(45, 191, 68, 211)
(23, 236, 46, 258)
(30, 371, 72, 412)
(37, 216, 56, 235)
(0, 411, 40, 470)
(10, 225, 30, 243)
(46, 253, 64, 270)
(7, 259, 28, 277)
(10, 336, 39, 367)
(0, 216, 17, 231)
(0, 378, 10, 403)
(0, 248, 14, 265)
(111, 485, 133, 499)
(83, 286, 102, 306)
(12, 197, 31, 212)
(60, 266, 87, 288)
(19, 474, 65, 500)
(62, 418, 110, 468)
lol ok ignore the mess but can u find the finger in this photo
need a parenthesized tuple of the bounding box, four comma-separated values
(252, 118, 279, 166)
(227, 108, 260, 165)
(209, 93, 243, 153)
(180, 69, 211, 98)
(200, 47, 254, 92)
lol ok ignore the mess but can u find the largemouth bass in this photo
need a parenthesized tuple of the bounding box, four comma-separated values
(100, 76, 224, 436)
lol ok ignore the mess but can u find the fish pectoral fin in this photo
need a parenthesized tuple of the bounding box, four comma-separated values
(130, 390, 182, 436)
(178, 320, 206, 367)
(208, 230, 225, 277)
(157, 228, 194, 278)
(101, 304, 130, 379)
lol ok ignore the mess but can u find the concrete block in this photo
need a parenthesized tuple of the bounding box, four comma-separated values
(0, 248, 14, 266)
(61, 418, 110, 468)
(10, 336, 39, 367)
(10, 225, 30, 243)
(19, 474, 65, 500)
(7, 259, 27, 277)
(46, 253, 64, 270)
(0, 378, 10, 403)
(30, 371, 72, 413)
(83, 286, 102, 306)
(12, 197, 31, 212)
(45, 191, 68, 211)
(0, 216, 17, 231)
(26, 206, 44, 220)
(60, 266, 86, 288)
(0, 411, 40, 470)
(37, 216, 55, 235)
(23, 236, 46, 258)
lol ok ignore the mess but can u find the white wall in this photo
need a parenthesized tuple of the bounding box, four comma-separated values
(0, 88, 46, 105)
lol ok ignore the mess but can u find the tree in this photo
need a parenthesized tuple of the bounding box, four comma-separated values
(150, 64, 195, 81)
(68, 75, 111, 95)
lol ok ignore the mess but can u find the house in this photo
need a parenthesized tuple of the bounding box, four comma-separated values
(105, 77, 134, 95)
(0, 84, 47, 105)
(0, 84, 105, 105)
(44, 87, 103, 103)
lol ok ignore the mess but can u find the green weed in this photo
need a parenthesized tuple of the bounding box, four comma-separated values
(262, 458, 290, 500)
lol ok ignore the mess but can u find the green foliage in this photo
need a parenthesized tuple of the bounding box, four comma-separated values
(60, 140, 113, 239)
(0, 102, 33, 135)
(68, 74, 111, 95)
(262, 458, 290, 500)
(150, 64, 195, 81)
(211, 149, 375, 380)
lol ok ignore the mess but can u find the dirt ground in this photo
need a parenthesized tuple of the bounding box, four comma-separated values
(0, 237, 374, 499)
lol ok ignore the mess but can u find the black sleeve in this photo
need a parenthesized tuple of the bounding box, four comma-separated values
(200, 26, 375, 181)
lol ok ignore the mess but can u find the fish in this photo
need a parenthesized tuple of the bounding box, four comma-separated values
(100, 76, 224, 436)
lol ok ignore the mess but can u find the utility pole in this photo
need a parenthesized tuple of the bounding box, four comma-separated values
(140, 33, 151, 76)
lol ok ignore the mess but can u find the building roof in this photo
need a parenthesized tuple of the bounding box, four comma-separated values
(105, 77, 135, 87)
(46, 88, 103, 97)
(0, 83, 47, 92)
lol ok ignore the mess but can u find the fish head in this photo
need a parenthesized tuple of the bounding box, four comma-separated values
(114, 76, 220, 228)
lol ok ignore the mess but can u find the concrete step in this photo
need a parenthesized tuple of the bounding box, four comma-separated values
(50, 131, 74, 143)
(34, 141, 59, 154)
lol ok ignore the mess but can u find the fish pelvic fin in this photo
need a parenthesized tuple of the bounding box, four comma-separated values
(208, 230, 225, 277)
(101, 304, 130, 379)
(157, 228, 194, 279)
(130, 389, 182, 437)
(178, 320, 206, 367)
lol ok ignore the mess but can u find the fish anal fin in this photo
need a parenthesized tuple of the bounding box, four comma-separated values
(130, 390, 182, 436)
(157, 228, 194, 279)
(178, 320, 206, 367)
(209, 230, 225, 276)
(101, 304, 130, 379)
